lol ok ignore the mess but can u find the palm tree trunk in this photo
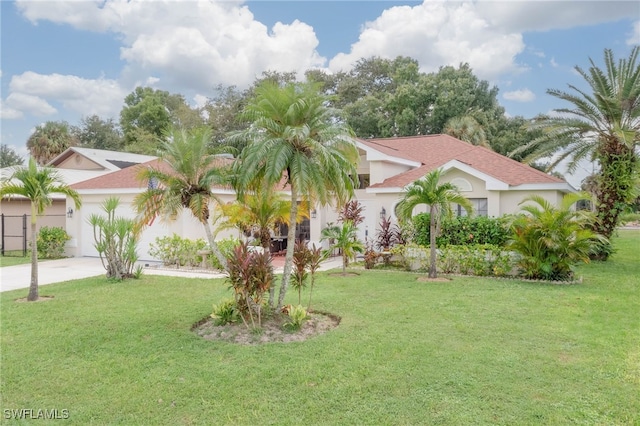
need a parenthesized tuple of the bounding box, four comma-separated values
(277, 185, 299, 310)
(202, 221, 228, 271)
(429, 205, 437, 279)
(27, 205, 39, 301)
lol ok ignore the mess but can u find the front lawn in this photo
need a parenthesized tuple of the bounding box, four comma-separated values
(1, 231, 638, 425)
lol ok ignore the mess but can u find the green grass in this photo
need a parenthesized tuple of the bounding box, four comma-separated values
(1, 231, 639, 425)
(0, 252, 31, 267)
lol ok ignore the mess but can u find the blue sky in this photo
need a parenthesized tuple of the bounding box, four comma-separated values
(1, 0, 638, 183)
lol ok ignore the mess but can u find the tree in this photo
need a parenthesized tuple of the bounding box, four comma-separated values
(231, 81, 359, 309)
(73, 115, 123, 151)
(133, 127, 231, 270)
(396, 169, 473, 278)
(513, 47, 640, 254)
(26, 121, 78, 165)
(444, 115, 489, 147)
(0, 144, 24, 167)
(120, 87, 204, 154)
(507, 193, 607, 280)
(0, 158, 81, 301)
(320, 221, 365, 275)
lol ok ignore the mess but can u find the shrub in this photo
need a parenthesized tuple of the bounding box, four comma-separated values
(507, 194, 607, 281)
(88, 197, 140, 280)
(283, 304, 310, 331)
(36, 226, 70, 259)
(291, 240, 311, 305)
(413, 214, 509, 247)
(149, 235, 240, 269)
(226, 242, 274, 328)
(437, 245, 517, 277)
(211, 299, 240, 326)
(210, 237, 241, 270)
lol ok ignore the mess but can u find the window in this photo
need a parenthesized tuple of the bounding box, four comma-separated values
(450, 178, 472, 192)
(357, 174, 370, 189)
(455, 198, 488, 217)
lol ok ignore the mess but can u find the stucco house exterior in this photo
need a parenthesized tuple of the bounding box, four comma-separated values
(0, 148, 156, 253)
(311, 135, 576, 245)
(62, 135, 575, 261)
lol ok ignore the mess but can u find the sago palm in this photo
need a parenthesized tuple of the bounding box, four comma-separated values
(0, 158, 81, 300)
(513, 47, 640, 249)
(134, 127, 231, 270)
(396, 169, 473, 278)
(508, 193, 607, 281)
(231, 81, 359, 309)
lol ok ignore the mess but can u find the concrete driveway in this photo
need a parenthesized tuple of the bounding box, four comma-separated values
(0, 256, 343, 293)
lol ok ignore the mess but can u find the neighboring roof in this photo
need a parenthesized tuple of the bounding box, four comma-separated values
(47, 147, 158, 171)
(1, 165, 108, 200)
(71, 157, 235, 192)
(358, 135, 568, 190)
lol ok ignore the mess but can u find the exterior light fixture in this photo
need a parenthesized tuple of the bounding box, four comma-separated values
(380, 207, 386, 219)
(67, 208, 74, 218)
(311, 209, 317, 219)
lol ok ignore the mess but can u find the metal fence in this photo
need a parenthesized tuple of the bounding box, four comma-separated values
(0, 214, 65, 256)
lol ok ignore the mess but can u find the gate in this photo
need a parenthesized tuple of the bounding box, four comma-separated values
(0, 214, 66, 256)
(0, 214, 28, 256)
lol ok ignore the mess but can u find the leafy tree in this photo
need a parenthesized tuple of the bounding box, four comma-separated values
(396, 169, 473, 278)
(507, 193, 607, 280)
(321, 221, 365, 275)
(231, 81, 359, 309)
(73, 115, 123, 151)
(0, 144, 24, 167)
(133, 127, 231, 270)
(120, 87, 204, 154)
(513, 47, 640, 255)
(0, 158, 81, 300)
(26, 121, 78, 165)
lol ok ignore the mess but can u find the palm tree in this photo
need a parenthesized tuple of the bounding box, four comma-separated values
(508, 193, 607, 281)
(320, 221, 365, 275)
(0, 158, 81, 301)
(444, 115, 489, 147)
(26, 121, 78, 165)
(134, 127, 230, 270)
(396, 169, 473, 278)
(513, 47, 640, 250)
(218, 187, 309, 254)
(231, 81, 359, 309)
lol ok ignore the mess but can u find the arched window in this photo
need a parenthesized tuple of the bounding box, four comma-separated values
(450, 177, 472, 192)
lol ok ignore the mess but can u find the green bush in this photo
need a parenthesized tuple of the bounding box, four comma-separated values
(36, 226, 70, 259)
(149, 234, 207, 267)
(283, 305, 310, 331)
(413, 214, 509, 247)
(210, 237, 241, 270)
(437, 245, 516, 277)
(211, 299, 239, 326)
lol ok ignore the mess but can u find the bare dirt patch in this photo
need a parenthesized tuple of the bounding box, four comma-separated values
(416, 276, 451, 282)
(15, 295, 55, 303)
(193, 311, 341, 345)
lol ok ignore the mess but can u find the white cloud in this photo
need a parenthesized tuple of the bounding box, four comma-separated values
(628, 21, 640, 46)
(329, 2, 526, 80)
(8, 72, 126, 119)
(475, 1, 637, 33)
(550, 58, 559, 68)
(4, 93, 56, 117)
(503, 89, 536, 103)
(16, 0, 325, 90)
(0, 100, 25, 120)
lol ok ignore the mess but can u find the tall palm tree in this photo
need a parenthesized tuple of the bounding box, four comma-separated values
(26, 121, 78, 165)
(0, 158, 81, 301)
(396, 169, 473, 278)
(134, 127, 231, 270)
(231, 81, 359, 309)
(513, 47, 640, 249)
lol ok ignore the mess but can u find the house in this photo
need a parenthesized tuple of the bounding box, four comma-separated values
(0, 148, 156, 253)
(310, 135, 575, 245)
(63, 135, 574, 260)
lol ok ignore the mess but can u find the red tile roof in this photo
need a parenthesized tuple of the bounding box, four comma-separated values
(359, 134, 564, 188)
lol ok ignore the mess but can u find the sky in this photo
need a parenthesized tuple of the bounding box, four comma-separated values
(1, 0, 639, 186)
